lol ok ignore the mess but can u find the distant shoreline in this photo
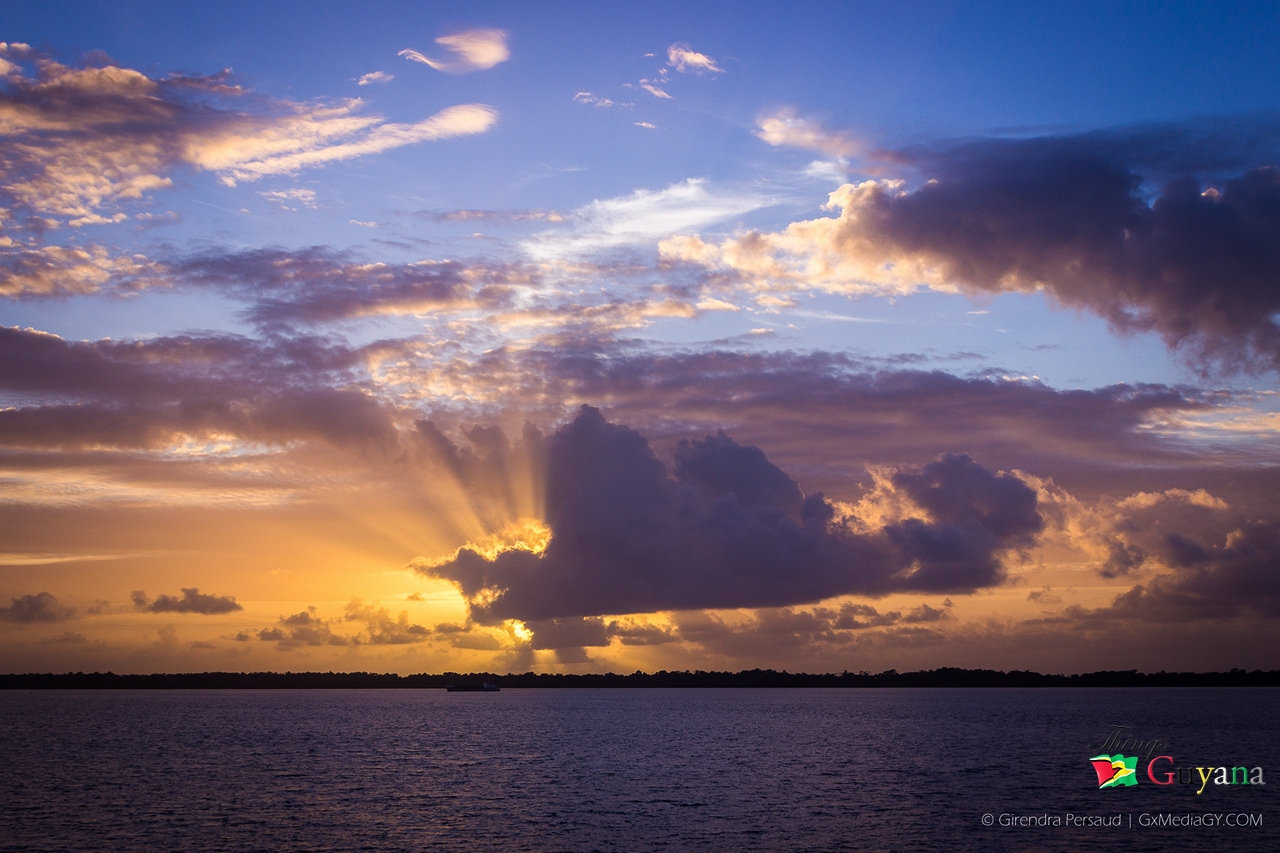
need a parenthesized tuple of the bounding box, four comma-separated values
(2, 668, 1278, 689)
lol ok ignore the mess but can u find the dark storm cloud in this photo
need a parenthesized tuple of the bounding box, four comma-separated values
(886, 454, 1042, 589)
(1102, 519, 1280, 621)
(526, 617, 610, 649)
(424, 406, 1042, 621)
(0, 591, 76, 623)
(867, 124, 1280, 372)
(130, 587, 242, 614)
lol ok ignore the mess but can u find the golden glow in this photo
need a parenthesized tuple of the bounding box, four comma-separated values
(418, 517, 552, 568)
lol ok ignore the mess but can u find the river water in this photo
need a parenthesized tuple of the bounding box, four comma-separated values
(1, 688, 1274, 851)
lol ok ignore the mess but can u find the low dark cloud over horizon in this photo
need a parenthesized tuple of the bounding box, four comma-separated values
(425, 406, 1042, 622)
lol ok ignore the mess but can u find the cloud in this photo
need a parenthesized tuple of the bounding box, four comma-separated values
(174, 245, 503, 326)
(197, 103, 498, 185)
(573, 92, 631, 108)
(0, 325, 402, 452)
(0, 244, 158, 297)
(259, 188, 318, 210)
(639, 82, 672, 100)
(756, 109, 861, 158)
(399, 30, 510, 74)
(258, 607, 350, 648)
(356, 71, 393, 86)
(664, 122, 1280, 373)
(0, 591, 76, 622)
(0, 46, 496, 224)
(420, 406, 1041, 623)
(523, 178, 773, 259)
(1080, 519, 1280, 622)
(412, 346, 1216, 483)
(131, 587, 243, 614)
(666, 43, 723, 74)
(526, 616, 610, 649)
(344, 599, 430, 644)
(418, 208, 566, 223)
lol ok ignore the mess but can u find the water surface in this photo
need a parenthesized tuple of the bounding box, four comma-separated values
(1, 688, 1274, 851)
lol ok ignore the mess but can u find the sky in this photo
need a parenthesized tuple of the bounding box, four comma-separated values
(2, 1, 1280, 675)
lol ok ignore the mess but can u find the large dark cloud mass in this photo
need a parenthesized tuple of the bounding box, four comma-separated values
(865, 128, 1280, 371)
(1105, 520, 1280, 621)
(424, 406, 1042, 622)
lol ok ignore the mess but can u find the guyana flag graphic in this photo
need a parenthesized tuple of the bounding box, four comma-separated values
(1090, 754, 1138, 788)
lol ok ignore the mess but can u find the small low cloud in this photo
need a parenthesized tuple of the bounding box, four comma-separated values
(522, 178, 772, 260)
(345, 599, 431, 644)
(258, 607, 350, 648)
(399, 29, 509, 74)
(0, 591, 77, 623)
(131, 587, 243, 614)
(667, 43, 723, 74)
(756, 110, 861, 158)
(357, 71, 393, 86)
(259, 189, 318, 210)
(573, 92, 631, 109)
(639, 81, 672, 100)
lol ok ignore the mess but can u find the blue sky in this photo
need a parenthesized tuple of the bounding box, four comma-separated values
(2, 2, 1279, 673)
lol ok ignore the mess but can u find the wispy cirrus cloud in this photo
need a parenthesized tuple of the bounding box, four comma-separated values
(193, 103, 497, 186)
(259, 188, 318, 210)
(638, 81, 672, 100)
(573, 91, 631, 108)
(522, 178, 773, 260)
(399, 29, 510, 74)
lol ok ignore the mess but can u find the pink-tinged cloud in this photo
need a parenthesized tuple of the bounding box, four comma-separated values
(399, 29, 510, 74)
(755, 109, 861, 158)
(668, 122, 1280, 373)
(0, 46, 497, 224)
(666, 43, 723, 74)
